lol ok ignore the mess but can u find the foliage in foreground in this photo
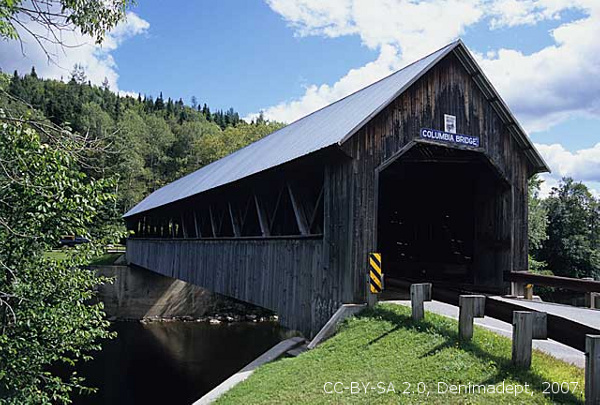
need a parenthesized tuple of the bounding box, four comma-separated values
(0, 115, 124, 403)
(218, 303, 584, 404)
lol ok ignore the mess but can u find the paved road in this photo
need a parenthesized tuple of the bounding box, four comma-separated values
(384, 299, 585, 368)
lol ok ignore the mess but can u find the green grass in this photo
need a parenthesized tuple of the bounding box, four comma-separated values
(44, 250, 122, 265)
(217, 303, 584, 404)
(88, 253, 122, 265)
(44, 250, 68, 261)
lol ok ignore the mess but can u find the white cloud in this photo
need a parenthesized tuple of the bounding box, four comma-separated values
(486, 0, 572, 28)
(250, 43, 401, 123)
(477, 2, 600, 132)
(536, 142, 600, 197)
(0, 12, 149, 92)
(258, 0, 600, 139)
(256, 0, 483, 123)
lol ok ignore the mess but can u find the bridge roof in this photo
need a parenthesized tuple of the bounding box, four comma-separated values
(124, 40, 548, 218)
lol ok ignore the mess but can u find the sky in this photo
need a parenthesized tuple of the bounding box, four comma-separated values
(2, 0, 599, 197)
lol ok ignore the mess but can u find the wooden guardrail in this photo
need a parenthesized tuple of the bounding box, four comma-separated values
(505, 271, 600, 293)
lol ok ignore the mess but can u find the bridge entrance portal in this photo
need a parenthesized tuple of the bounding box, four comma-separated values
(377, 142, 509, 290)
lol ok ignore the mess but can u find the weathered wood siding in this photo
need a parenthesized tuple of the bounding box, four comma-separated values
(334, 52, 531, 297)
(127, 237, 328, 336)
(127, 50, 534, 336)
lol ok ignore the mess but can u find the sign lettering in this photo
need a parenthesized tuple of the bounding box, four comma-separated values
(420, 128, 480, 148)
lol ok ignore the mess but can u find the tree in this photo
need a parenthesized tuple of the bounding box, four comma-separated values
(142, 113, 174, 188)
(1, 0, 131, 60)
(541, 178, 600, 279)
(110, 110, 149, 212)
(0, 111, 123, 403)
(70, 63, 87, 85)
(528, 175, 548, 272)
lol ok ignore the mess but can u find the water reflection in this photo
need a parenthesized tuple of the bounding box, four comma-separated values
(72, 321, 285, 404)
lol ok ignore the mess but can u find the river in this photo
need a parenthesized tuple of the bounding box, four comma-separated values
(70, 321, 285, 404)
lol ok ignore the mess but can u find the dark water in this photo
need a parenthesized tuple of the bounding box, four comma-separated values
(71, 321, 285, 405)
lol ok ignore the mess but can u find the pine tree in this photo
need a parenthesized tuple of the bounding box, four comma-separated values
(166, 97, 174, 115)
(70, 63, 87, 84)
(154, 92, 165, 110)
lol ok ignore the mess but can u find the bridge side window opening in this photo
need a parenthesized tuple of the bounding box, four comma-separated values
(129, 168, 324, 239)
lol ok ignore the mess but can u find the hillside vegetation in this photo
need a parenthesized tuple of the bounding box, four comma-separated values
(2, 67, 284, 214)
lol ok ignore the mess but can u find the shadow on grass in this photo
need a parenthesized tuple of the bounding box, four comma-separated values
(357, 306, 583, 404)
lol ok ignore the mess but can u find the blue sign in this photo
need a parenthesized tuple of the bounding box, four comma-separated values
(420, 128, 480, 148)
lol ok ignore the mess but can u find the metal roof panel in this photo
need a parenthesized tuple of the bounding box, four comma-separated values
(124, 39, 547, 218)
(124, 41, 458, 217)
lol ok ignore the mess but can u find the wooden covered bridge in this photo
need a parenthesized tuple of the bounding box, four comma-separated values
(124, 40, 549, 337)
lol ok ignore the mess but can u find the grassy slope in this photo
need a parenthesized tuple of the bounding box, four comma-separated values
(217, 303, 584, 404)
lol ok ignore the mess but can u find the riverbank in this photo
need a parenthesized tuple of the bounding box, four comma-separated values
(94, 264, 274, 322)
(216, 303, 585, 404)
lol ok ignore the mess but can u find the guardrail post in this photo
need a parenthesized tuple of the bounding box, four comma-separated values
(512, 311, 533, 368)
(582, 278, 599, 308)
(510, 280, 525, 297)
(586, 335, 600, 405)
(410, 283, 432, 321)
(591, 293, 600, 309)
(531, 312, 548, 340)
(458, 295, 485, 341)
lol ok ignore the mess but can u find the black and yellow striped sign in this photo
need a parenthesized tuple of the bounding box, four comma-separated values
(369, 253, 383, 294)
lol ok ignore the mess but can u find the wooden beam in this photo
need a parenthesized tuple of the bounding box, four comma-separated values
(505, 271, 600, 293)
(181, 214, 188, 238)
(269, 185, 284, 234)
(229, 202, 241, 237)
(287, 183, 309, 235)
(193, 210, 201, 238)
(209, 206, 217, 237)
(254, 194, 271, 237)
(308, 185, 324, 232)
(239, 196, 252, 234)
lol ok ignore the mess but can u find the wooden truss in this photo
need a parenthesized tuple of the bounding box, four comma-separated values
(134, 175, 324, 239)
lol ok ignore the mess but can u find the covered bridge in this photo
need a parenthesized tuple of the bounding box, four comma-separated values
(124, 40, 549, 337)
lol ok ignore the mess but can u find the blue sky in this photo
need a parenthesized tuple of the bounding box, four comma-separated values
(112, 1, 378, 115)
(2, 0, 599, 196)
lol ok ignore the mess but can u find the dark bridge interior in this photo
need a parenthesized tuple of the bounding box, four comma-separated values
(378, 143, 508, 287)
